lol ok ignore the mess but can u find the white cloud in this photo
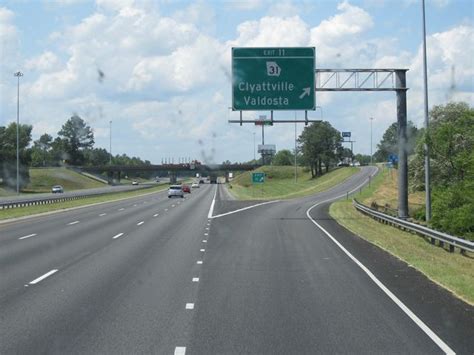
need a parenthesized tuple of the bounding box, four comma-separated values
(227, 0, 264, 11)
(25, 51, 60, 71)
(311, 1, 373, 42)
(230, 16, 310, 47)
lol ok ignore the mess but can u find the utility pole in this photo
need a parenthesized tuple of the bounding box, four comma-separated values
(261, 124, 265, 165)
(14, 71, 23, 195)
(109, 120, 112, 165)
(422, 0, 432, 222)
(370, 117, 374, 165)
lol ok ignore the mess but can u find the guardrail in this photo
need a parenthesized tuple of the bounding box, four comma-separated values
(353, 199, 473, 254)
(0, 185, 155, 210)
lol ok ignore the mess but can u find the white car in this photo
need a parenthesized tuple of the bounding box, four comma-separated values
(191, 182, 199, 188)
(168, 185, 184, 198)
(132, 181, 139, 185)
(51, 185, 64, 193)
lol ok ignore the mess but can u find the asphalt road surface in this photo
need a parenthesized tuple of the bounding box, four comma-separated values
(1, 167, 472, 354)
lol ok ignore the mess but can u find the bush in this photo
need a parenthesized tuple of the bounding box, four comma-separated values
(431, 180, 474, 240)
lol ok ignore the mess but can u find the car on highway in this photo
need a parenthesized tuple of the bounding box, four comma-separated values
(132, 181, 139, 185)
(191, 182, 199, 188)
(51, 185, 64, 193)
(168, 185, 184, 198)
(181, 184, 191, 193)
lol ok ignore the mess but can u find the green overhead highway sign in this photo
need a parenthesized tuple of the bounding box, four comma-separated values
(252, 172, 265, 184)
(232, 47, 315, 111)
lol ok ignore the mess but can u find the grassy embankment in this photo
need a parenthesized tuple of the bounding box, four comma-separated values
(330, 167, 474, 305)
(0, 167, 170, 220)
(24, 167, 105, 193)
(229, 165, 359, 200)
(0, 184, 169, 220)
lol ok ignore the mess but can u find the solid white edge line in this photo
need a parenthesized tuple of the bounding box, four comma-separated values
(19, 233, 37, 240)
(207, 185, 218, 218)
(112, 233, 124, 239)
(305, 168, 455, 355)
(211, 200, 280, 219)
(174, 346, 186, 355)
(67, 221, 79, 225)
(29, 269, 58, 284)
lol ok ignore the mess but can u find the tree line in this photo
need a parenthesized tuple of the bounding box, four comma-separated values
(0, 115, 150, 189)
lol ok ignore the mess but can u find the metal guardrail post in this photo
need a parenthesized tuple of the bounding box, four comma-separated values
(353, 199, 473, 253)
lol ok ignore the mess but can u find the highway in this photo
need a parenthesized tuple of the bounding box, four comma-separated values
(1, 167, 472, 354)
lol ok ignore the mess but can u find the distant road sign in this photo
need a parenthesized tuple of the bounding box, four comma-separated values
(257, 145, 276, 154)
(252, 172, 265, 184)
(388, 154, 398, 163)
(232, 47, 315, 111)
(342, 132, 351, 138)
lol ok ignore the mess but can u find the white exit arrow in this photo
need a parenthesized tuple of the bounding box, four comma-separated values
(299, 87, 311, 99)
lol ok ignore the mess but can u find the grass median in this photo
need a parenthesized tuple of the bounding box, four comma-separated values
(329, 168, 474, 305)
(0, 184, 169, 221)
(229, 166, 359, 200)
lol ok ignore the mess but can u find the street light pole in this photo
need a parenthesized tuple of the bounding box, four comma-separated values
(109, 120, 112, 165)
(370, 117, 374, 165)
(14, 71, 23, 195)
(253, 132, 256, 161)
(294, 111, 297, 183)
(422, 0, 432, 222)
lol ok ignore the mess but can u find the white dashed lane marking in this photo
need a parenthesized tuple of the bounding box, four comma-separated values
(197, 261, 203, 264)
(153, 214, 159, 217)
(118, 208, 125, 211)
(202, 240, 207, 243)
(192, 278, 199, 282)
(174, 347, 186, 355)
(19, 233, 37, 240)
(113, 233, 124, 239)
(68, 221, 79, 225)
(137, 221, 144, 226)
(29, 269, 58, 285)
(99, 213, 107, 216)
(200, 249, 205, 252)
(185, 303, 194, 310)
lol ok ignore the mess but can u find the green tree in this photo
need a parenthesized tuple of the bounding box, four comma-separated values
(58, 115, 94, 165)
(298, 121, 342, 177)
(373, 121, 419, 163)
(273, 149, 293, 166)
(31, 133, 53, 167)
(0, 122, 32, 189)
(354, 154, 371, 165)
(83, 148, 111, 166)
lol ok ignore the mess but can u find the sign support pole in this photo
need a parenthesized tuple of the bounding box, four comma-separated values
(396, 70, 409, 219)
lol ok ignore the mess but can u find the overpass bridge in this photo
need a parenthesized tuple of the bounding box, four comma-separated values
(81, 164, 260, 184)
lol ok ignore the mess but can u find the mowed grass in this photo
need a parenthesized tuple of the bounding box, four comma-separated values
(229, 166, 359, 200)
(0, 184, 169, 220)
(363, 166, 425, 217)
(25, 167, 105, 193)
(330, 168, 474, 305)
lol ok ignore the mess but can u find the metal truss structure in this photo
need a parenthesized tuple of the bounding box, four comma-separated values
(316, 69, 408, 92)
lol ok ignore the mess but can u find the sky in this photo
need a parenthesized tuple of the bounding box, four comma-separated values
(1, 0, 473, 164)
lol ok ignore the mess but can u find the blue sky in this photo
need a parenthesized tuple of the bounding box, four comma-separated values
(1, 0, 473, 164)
